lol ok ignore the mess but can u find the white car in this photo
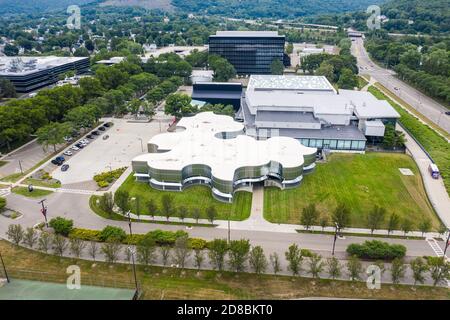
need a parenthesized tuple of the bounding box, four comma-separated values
(81, 139, 89, 144)
(63, 150, 73, 156)
(71, 146, 80, 151)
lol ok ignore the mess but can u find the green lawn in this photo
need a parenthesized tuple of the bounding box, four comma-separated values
(368, 85, 450, 194)
(23, 178, 61, 188)
(12, 187, 53, 198)
(116, 174, 252, 221)
(264, 153, 440, 230)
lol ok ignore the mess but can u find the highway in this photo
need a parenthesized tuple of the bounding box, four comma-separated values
(351, 37, 450, 134)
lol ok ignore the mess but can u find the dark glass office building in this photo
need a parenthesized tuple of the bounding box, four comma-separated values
(209, 31, 285, 75)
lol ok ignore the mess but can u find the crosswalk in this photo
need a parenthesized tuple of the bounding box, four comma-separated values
(56, 188, 99, 195)
(0, 188, 11, 197)
(426, 237, 450, 287)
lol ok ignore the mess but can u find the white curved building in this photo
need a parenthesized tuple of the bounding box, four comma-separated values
(132, 112, 317, 202)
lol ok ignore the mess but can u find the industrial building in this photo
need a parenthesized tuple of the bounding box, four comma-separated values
(0, 56, 90, 92)
(132, 112, 317, 202)
(208, 31, 285, 75)
(238, 75, 400, 152)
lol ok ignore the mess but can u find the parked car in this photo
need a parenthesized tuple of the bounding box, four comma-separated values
(51, 156, 65, 166)
(71, 146, 80, 151)
(61, 164, 70, 172)
(75, 143, 84, 149)
(445, 111, 450, 116)
(104, 122, 113, 127)
(98, 126, 106, 131)
(86, 134, 94, 139)
(103, 134, 109, 140)
(92, 131, 100, 136)
(63, 150, 73, 156)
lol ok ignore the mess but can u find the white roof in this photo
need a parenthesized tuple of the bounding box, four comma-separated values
(340, 90, 401, 119)
(213, 31, 282, 37)
(248, 75, 336, 92)
(133, 112, 316, 181)
(0, 56, 87, 76)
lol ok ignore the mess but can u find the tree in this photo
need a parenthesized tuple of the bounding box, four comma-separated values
(319, 214, 329, 231)
(194, 249, 205, 270)
(270, 59, 284, 75)
(208, 55, 236, 82)
(390, 258, 406, 284)
(249, 246, 268, 274)
(79, 77, 104, 101)
(191, 208, 201, 224)
(6, 224, 24, 245)
(337, 68, 358, 89)
(206, 206, 217, 224)
(285, 244, 303, 276)
(53, 234, 68, 257)
(428, 257, 450, 286)
(161, 194, 174, 221)
(99, 226, 127, 243)
(366, 205, 386, 234)
(410, 257, 428, 285)
(178, 205, 188, 221)
(270, 252, 282, 274)
(401, 218, 413, 235)
(146, 199, 158, 219)
(137, 236, 156, 268)
(326, 257, 342, 279)
(308, 254, 325, 278)
(286, 42, 294, 55)
(383, 124, 405, 149)
(399, 49, 422, 70)
(22, 227, 38, 248)
(69, 238, 86, 258)
(99, 192, 114, 216)
(88, 241, 99, 261)
(38, 232, 52, 253)
(101, 241, 121, 263)
(173, 235, 191, 268)
(387, 212, 400, 235)
(160, 246, 171, 266)
(0, 79, 17, 99)
(49, 217, 74, 236)
(164, 93, 194, 119)
(4, 44, 19, 56)
(346, 255, 363, 281)
(208, 239, 229, 271)
(418, 218, 431, 236)
(228, 239, 251, 272)
(36, 122, 73, 152)
(65, 105, 98, 132)
(316, 61, 334, 82)
(332, 203, 351, 230)
(300, 203, 319, 230)
(114, 189, 130, 215)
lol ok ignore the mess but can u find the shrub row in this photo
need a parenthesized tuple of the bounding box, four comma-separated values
(68, 226, 208, 249)
(346, 240, 406, 260)
(93, 167, 127, 188)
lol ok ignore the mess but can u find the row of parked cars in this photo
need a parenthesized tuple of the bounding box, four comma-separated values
(51, 122, 113, 172)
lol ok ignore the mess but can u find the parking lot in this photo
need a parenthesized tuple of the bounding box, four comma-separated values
(50, 115, 171, 188)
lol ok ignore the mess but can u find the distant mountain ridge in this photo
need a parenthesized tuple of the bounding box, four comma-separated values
(0, 0, 98, 15)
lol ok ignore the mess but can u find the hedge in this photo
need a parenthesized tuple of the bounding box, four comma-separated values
(346, 240, 406, 260)
(49, 217, 74, 236)
(68, 227, 208, 249)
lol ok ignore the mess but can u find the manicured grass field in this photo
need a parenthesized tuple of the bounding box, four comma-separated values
(1, 240, 448, 300)
(24, 178, 61, 189)
(368, 85, 450, 194)
(12, 187, 53, 198)
(116, 174, 252, 221)
(264, 153, 440, 230)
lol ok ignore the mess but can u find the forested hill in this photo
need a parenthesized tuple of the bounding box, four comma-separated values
(0, 0, 98, 15)
(171, 0, 386, 19)
(312, 0, 450, 34)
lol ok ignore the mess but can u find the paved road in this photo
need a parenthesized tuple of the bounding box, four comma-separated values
(352, 37, 450, 134)
(0, 191, 439, 260)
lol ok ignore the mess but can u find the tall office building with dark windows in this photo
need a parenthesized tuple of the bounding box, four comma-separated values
(208, 31, 285, 75)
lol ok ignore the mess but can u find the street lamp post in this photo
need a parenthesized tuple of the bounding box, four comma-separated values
(332, 222, 340, 256)
(125, 210, 139, 293)
(0, 250, 10, 283)
(443, 229, 450, 258)
(38, 199, 48, 228)
(138, 138, 144, 152)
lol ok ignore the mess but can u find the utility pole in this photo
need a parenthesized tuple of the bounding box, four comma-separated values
(0, 250, 10, 283)
(444, 229, 450, 258)
(126, 211, 139, 294)
(332, 222, 340, 256)
(38, 199, 48, 228)
(18, 160, 23, 174)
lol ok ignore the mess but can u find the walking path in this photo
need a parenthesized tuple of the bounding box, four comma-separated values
(396, 125, 450, 227)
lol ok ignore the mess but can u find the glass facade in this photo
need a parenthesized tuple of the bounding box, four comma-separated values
(209, 36, 285, 74)
(299, 138, 366, 151)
